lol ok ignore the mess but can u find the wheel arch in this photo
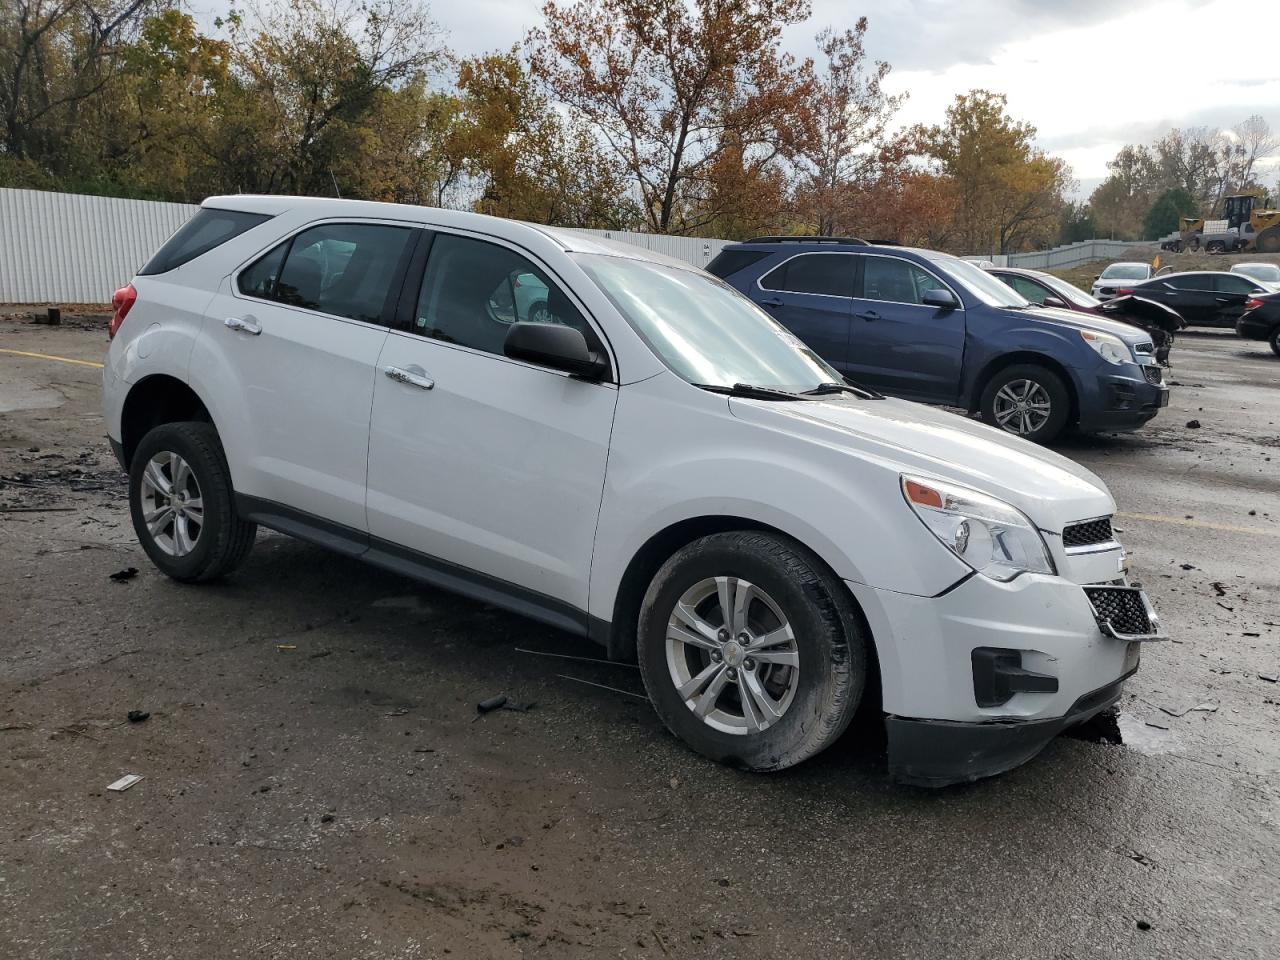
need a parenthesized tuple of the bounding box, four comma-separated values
(598, 515, 880, 695)
(120, 374, 214, 469)
(967, 351, 1081, 425)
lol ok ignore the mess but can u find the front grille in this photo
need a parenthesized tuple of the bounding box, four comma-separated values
(1142, 365, 1163, 385)
(1085, 586, 1153, 637)
(1063, 517, 1114, 549)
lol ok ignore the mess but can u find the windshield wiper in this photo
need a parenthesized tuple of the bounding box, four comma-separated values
(801, 380, 883, 400)
(693, 382, 804, 401)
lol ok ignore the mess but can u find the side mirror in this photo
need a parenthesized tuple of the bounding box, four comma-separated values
(1093, 275, 1101, 281)
(504, 322, 608, 380)
(921, 288, 959, 310)
(1042, 295, 1067, 308)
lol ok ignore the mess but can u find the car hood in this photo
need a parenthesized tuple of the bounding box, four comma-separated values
(1100, 294, 1185, 331)
(1020, 304, 1152, 343)
(729, 394, 1115, 531)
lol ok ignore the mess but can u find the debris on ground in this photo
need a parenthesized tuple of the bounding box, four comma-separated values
(1259, 673, 1278, 683)
(106, 774, 143, 792)
(1180, 563, 1195, 570)
(126, 710, 149, 723)
(1210, 582, 1226, 596)
(1185, 419, 1202, 429)
(477, 694, 508, 714)
(1137, 920, 1152, 931)
(276, 644, 297, 652)
(109, 567, 138, 582)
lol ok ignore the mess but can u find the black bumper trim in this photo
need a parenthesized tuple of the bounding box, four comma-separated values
(886, 666, 1137, 789)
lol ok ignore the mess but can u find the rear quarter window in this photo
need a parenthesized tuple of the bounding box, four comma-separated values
(138, 208, 271, 275)
(705, 249, 771, 279)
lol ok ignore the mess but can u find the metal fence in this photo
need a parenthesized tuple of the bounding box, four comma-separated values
(0, 189, 198, 303)
(0, 186, 1155, 303)
(1004, 239, 1159, 271)
(0, 188, 729, 303)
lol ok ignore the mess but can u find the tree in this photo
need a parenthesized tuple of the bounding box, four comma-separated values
(1058, 201, 1095, 244)
(916, 90, 1070, 254)
(221, 0, 448, 196)
(1142, 187, 1196, 240)
(528, 0, 814, 234)
(793, 19, 906, 236)
(0, 1, 161, 176)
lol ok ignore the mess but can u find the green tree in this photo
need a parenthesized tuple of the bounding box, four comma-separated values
(1142, 187, 1197, 239)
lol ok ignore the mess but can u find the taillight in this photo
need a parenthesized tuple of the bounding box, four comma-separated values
(1245, 298, 1263, 310)
(109, 283, 136, 339)
(1116, 287, 1134, 296)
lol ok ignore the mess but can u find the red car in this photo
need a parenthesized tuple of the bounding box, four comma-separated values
(989, 266, 1185, 364)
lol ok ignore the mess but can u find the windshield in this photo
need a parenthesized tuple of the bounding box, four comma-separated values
(1235, 264, 1280, 282)
(1037, 272, 1099, 307)
(930, 256, 1029, 308)
(576, 254, 840, 391)
(1100, 263, 1150, 280)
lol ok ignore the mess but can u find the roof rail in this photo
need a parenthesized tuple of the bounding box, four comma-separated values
(744, 235, 870, 245)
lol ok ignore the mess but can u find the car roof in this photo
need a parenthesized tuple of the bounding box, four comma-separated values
(723, 238, 959, 261)
(200, 195, 695, 272)
(1101, 261, 1150, 269)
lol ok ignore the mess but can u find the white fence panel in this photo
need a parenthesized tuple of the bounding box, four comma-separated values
(1004, 239, 1159, 271)
(0, 188, 197, 303)
(0, 189, 729, 303)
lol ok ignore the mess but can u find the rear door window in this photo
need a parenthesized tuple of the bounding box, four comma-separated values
(139, 208, 271, 275)
(238, 223, 414, 325)
(759, 254, 855, 297)
(1213, 273, 1259, 294)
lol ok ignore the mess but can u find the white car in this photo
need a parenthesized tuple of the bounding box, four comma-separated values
(1092, 262, 1155, 299)
(1230, 262, 1280, 292)
(103, 197, 1162, 786)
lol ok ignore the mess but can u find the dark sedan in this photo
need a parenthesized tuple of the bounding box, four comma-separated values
(990, 266, 1184, 363)
(1236, 292, 1280, 356)
(1126, 271, 1269, 328)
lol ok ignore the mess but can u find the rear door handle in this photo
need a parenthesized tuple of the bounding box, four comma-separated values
(759, 297, 784, 308)
(384, 364, 434, 390)
(855, 311, 881, 321)
(224, 316, 262, 336)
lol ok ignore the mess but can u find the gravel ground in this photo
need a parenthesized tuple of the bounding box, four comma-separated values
(1, 316, 1277, 959)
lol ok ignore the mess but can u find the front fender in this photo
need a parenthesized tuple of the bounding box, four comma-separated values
(961, 323, 1090, 408)
(588, 374, 971, 623)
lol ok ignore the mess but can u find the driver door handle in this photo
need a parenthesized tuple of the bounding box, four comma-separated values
(855, 310, 880, 322)
(224, 316, 262, 336)
(384, 364, 434, 390)
(759, 297, 784, 308)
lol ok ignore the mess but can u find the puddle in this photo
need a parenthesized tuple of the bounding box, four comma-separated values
(1066, 708, 1184, 755)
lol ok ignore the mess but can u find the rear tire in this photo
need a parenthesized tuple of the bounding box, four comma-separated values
(979, 364, 1071, 444)
(128, 422, 256, 582)
(637, 531, 868, 772)
(1206, 240, 1226, 254)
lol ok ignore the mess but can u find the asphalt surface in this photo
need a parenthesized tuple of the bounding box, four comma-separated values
(1, 315, 1278, 959)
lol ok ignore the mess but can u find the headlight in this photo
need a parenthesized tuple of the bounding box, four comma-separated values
(901, 475, 1055, 582)
(1080, 329, 1132, 365)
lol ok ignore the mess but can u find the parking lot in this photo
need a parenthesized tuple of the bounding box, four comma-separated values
(1, 315, 1277, 959)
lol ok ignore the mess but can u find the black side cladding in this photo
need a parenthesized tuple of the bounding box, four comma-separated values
(138, 208, 272, 275)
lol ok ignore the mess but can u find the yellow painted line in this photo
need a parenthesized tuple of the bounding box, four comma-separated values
(1118, 511, 1280, 538)
(0, 348, 104, 369)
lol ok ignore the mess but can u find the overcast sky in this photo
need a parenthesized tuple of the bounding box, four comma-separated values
(197, 0, 1280, 196)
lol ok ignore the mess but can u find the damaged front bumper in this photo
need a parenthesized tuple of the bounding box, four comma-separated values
(846, 566, 1164, 788)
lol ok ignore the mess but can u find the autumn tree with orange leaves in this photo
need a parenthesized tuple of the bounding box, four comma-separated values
(528, 0, 815, 235)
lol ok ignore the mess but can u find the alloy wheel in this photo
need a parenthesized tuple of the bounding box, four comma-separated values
(992, 379, 1052, 435)
(138, 451, 204, 556)
(665, 576, 800, 735)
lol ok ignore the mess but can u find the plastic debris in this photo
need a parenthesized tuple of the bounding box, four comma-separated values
(107, 774, 143, 792)
(109, 567, 138, 582)
(126, 710, 149, 723)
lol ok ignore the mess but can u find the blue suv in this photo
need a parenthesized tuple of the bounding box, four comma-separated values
(707, 238, 1169, 444)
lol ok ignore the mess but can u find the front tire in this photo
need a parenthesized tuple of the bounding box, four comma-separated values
(637, 531, 868, 772)
(979, 364, 1071, 444)
(1270, 327, 1280, 358)
(128, 422, 256, 582)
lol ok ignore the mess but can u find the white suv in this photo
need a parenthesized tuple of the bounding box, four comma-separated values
(103, 197, 1163, 786)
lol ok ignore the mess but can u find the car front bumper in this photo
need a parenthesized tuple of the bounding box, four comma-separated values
(1078, 365, 1168, 432)
(847, 565, 1158, 787)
